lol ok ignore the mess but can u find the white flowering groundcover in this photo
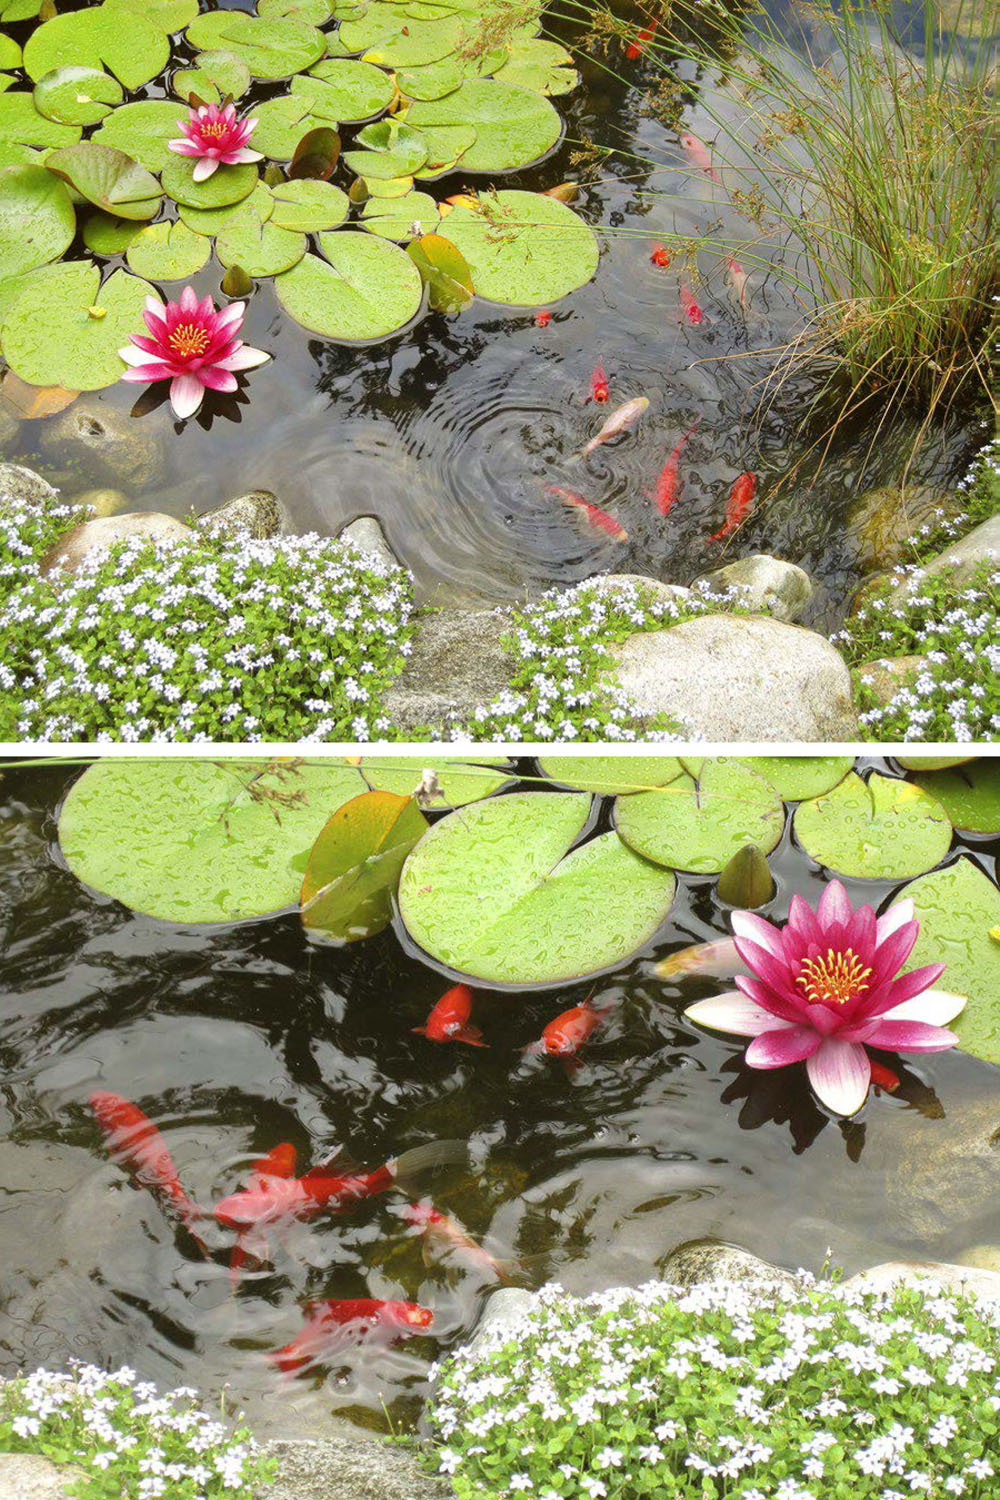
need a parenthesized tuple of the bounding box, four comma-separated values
(430, 1277, 1000, 1499)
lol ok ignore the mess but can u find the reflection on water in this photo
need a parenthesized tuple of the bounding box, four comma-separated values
(0, 761, 998, 1434)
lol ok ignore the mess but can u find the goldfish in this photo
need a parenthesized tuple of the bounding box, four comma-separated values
(869, 1061, 900, 1093)
(679, 279, 704, 325)
(577, 395, 649, 456)
(543, 182, 579, 203)
(534, 309, 552, 327)
(229, 1141, 298, 1286)
(270, 1298, 433, 1374)
(90, 1091, 206, 1246)
(546, 486, 628, 542)
(526, 998, 612, 1075)
(654, 937, 743, 981)
(679, 130, 722, 184)
(401, 1202, 518, 1282)
(626, 18, 657, 58)
(412, 984, 487, 1048)
(650, 242, 671, 268)
(588, 362, 610, 403)
(726, 258, 749, 310)
(707, 471, 757, 542)
(653, 420, 699, 517)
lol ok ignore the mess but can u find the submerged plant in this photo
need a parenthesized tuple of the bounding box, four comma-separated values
(168, 101, 262, 182)
(119, 287, 270, 421)
(684, 879, 966, 1114)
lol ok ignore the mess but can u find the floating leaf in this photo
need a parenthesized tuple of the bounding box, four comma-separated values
(1, 260, 152, 390)
(352, 118, 428, 174)
(793, 771, 952, 880)
(895, 755, 976, 771)
(251, 77, 341, 160)
(716, 844, 774, 908)
(908, 761, 1000, 834)
(58, 759, 367, 924)
(24, 5, 171, 90)
(0, 367, 77, 416)
(364, 172, 416, 198)
(614, 760, 785, 874)
(290, 124, 340, 179)
(897, 858, 1000, 1065)
(358, 757, 514, 807)
(103, 0, 199, 33)
(81, 210, 142, 254)
(339, 7, 466, 66)
(398, 791, 677, 986)
(259, 0, 331, 23)
(437, 188, 598, 306)
(172, 50, 251, 105)
(404, 79, 560, 172)
(186, 12, 326, 80)
(362, 188, 438, 240)
(33, 65, 123, 125)
(492, 38, 578, 95)
(538, 756, 685, 795)
(405, 231, 471, 311)
(177, 179, 273, 234)
(306, 57, 395, 120)
(274, 231, 423, 340)
(301, 789, 428, 943)
(735, 756, 854, 802)
(0, 162, 75, 276)
(93, 99, 184, 172)
(125, 218, 210, 280)
(0, 2, 38, 25)
(161, 153, 258, 209)
(0, 258, 66, 324)
(0, 35, 22, 69)
(0, 89, 82, 155)
(215, 192, 306, 276)
(46, 141, 161, 219)
(269, 176, 348, 231)
(396, 58, 465, 101)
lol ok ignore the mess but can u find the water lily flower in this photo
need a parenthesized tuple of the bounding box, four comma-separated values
(119, 287, 269, 421)
(168, 102, 262, 181)
(684, 880, 966, 1116)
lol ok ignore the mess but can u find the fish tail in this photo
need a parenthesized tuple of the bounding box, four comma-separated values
(455, 1026, 489, 1048)
(390, 1140, 469, 1193)
(411, 1026, 428, 1037)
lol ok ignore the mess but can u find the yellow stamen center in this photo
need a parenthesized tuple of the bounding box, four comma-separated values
(796, 948, 872, 1007)
(168, 323, 210, 360)
(200, 121, 228, 139)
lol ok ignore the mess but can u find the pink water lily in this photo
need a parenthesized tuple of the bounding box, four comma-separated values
(119, 286, 270, 420)
(684, 880, 966, 1116)
(168, 101, 262, 181)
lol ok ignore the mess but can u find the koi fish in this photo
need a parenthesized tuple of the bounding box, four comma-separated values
(653, 420, 699, 517)
(526, 998, 612, 1076)
(534, 309, 552, 327)
(90, 1091, 207, 1246)
(726, 258, 749, 310)
(543, 182, 579, 203)
(707, 471, 757, 542)
(546, 486, 628, 543)
(680, 130, 722, 184)
(270, 1298, 433, 1374)
(577, 396, 650, 456)
(412, 984, 487, 1048)
(229, 1141, 298, 1287)
(588, 363, 610, 403)
(679, 279, 704, 325)
(401, 1202, 518, 1282)
(869, 1061, 900, 1093)
(654, 937, 743, 981)
(627, 18, 657, 58)
(650, 242, 671, 268)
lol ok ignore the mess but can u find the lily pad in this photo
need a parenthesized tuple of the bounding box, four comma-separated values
(405, 231, 472, 311)
(0, 36, 22, 70)
(269, 176, 348, 231)
(125, 219, 210, 280)
(398, 791, 677, 986)
(34, 66, 123, 126)
(909, 760, 1000, 834)
(259, 0, 331, 23)
(539, 756, 686, 795)
(306, 58, 395, 120)
(0, 258, 67, 325)
(177, 179, 273, 234)
(735, 756, 854, 802)
(46, 141, 161, 219)
(172, 50, 252, 106)
(1, 260, 153, 391)
(24, 6, 171, 90)
(186, 12, 326, 80)
(366, 173, 418, 198)
(361, 189, 438, 239)
(58, 759, 367, 924)
(93, 99, 184, 172)
(301, 789, 428, 943)
(0, 162, 75, 277)
(404, 79, 560, 172)
(897, 858, 1000, 1065)
(396, 59, 465, 101)
(103, 0, 199, 33)
(492, 38, 578, 95)
(274, 231, 423, 340)
(437, 189, 598, 305)
(161, 154, 259, 210)
(794, 771, 953, 880)
(0, 1, 38, 24)
(358, 757, 514, 806)
(0, 90, 82, 153)
(339, 7, 465, 66)
(251, 81, 343, 160)
(614, 760, 785, 874)
(81, 210, 144, 254)
(215, 194, 306, 276)
(353, 118, 428, 174)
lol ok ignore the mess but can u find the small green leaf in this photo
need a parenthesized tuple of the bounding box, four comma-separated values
(82, 209, 143, 253)
(172, 50, 251, 105)
(33, 65, 123, 125)
(301, 789, 428, 943)
(46, 140, 161, 219)
(269, 176, 348, 231)
(405, 230, 472, 311)
(0, 161, 75, 276)
(125, 218, 211, 280)
(794, 771, 952, 880)
(361, 188, 439, 240)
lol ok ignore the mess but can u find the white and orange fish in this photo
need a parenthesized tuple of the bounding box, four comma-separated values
(679, 130, 722, 184)
(547, 485, 628, 542)
(577, 396, 650, 457)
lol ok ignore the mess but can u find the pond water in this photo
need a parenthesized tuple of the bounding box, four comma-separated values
(1, 759, 998, 1437)
(0, 0, 981, 627)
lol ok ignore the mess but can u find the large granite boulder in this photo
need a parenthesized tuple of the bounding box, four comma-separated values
(42, 512, 194, 574)
(695, 553, 813, 622)
(382, 607, 516, 733)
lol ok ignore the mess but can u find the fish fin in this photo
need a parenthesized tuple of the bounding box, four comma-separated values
(559, 1055, 583, 1080)
(390, 1139, 469, 1193)
(520, 1040, 545, 1057)
(301, 1147, 356, 1180)
(411, 1026, 428, 1037)
(455, 1026, 489, 1048)
(229, 1229, 270, 1290)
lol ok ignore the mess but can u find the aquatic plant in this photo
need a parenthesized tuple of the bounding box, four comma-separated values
(167, 101, 262, 181)
(429, 1276, 1000, 1498)
(684, 878, 966, 1115)
(119, 285, 269, 419)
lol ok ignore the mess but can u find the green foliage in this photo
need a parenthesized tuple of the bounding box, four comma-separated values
(793, 770, 953, 880)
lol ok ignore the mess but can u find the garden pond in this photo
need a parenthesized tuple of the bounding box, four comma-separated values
(0, 754, 998, 1438)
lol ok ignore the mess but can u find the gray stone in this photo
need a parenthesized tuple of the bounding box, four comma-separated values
(660, 1240, 803, 1296)
(383, 607, 516, 733)
(843, 1260, 1000, 1303)
(463, 1288, 544, 1361)
(695, 553, 813, 622)
(71, 487, 129, 519)
(846, 483, 956, 572)
(0, 1453, 85, 1499)
(338, 515, 399, 572)
(0, 461, 58, 510)
(42, 512, 194, 574)
(608, 613, 860, 740)
(197, 490, 291, 541)
(588, 572, 695, 609)
(35, 400, 163, 488)
(956, 1245, 1000, 1274)
(856, 654, 930, 705)
(0, 404, 20, 450)
(261, 1436, 449, 1500)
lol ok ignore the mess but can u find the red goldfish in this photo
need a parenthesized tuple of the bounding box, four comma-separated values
(679, 280, 704, 325)
(535, 309, 552, 327)
(653, 420, 699, 516)
(679, 131, 722, 184)
(412, 984, 487, 1048)
(401, 1202, 517, 1282)
(650, 242, 671, 268)
(588, 363, 610, 403)
(726, 258, 749, 310)
(546, 486, 628, 542)
(578, 396, 650, 456)
(90, 1091, 206, 1245)
(526, 998, 612, 1075)
(707, 471, 757, 542)
(627, 18, 657, 58)
(869, 1061, 900, 1093)
(229, 1141, 298, 1286)
(270, 1298, 433, 1374)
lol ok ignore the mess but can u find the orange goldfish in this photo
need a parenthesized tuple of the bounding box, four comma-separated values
(627, 18, 658, 58)
(726, 258, 749, 310)
(90, 1092, 206, 1247)
(526, 998, 612, 1075)
(650, 242, 671, 268)
(653, 420, 699, 516)
(679, 280, 704, 325)
(270, 1299, 433, 1374)
(547, 485, 628, 542)
(535, 309, 552, 327)
(228, 1141, 298, 1286)
(679, 130, 722, 184)
(577, 395, 649, 456)
(588, 362, 610, 403)
(707, 471, 757, 542)
(401, 1202, 518, 1282)
(412, 984, 487, 1048)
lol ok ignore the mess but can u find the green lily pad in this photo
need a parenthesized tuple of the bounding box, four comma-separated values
(215, 193, 306, 276)
(46, 141, 161, 220)
(58, 759, 367, 924)
(614, 760, 785, 874)
(437, 188, 598, 305)
(0, 0, 39, 23)
(1, 260, 153, 391)
(492, 38, 578, 95)
(172, 50, 252, 106)
(301, 789, 428, 943)
(339, 7, 465, 66)
(125, 218, 210, 280)
(0, 35, 22, 70)
(161, 153, 259, 210)
(251, 80, 343, 161)
(259, 0, 331, 23)
(404, 79, 560, 172)
(896, 755, 976, 771)
(735, 756, 854, 802)
(306, 58, 395, 120)
(269, 176, 348, 231)
(396, 59, 465, 101)
(274, 231, 423, 340)
(909, 761, 1000, 834)
(354, 118, 428, 172)
(539, 756, 686, 795)
(0, 90, 82, 154)
(186, 12, 326, 80)
(82, 210, 144, 255)
(366, 173, 418, 198)
(398, 791, 677, 987)
(103, 0, 199, 34)
(33, 66, 123, 126)
(405, 230, 472, 310)
(24, 6, 171, 90)
(0, 258, 67, 325)
(93, 99, 184, 172)
(794, 771, 952, 880)
(361, 188, 438, 239)
(177, 179, 273, 233)
(358, 757, 514, 806)
(0, 162, 75, 277)
(897, 857, 1000, 1065)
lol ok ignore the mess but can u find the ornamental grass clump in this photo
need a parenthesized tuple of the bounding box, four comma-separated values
(430, 1277, 1000, 1499)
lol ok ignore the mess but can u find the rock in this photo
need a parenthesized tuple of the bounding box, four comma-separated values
(0, 462, 58, 510)
(588, 573, 695, 610)
(383, 608, 516, 733)
(262, 1436, 449, 1500)
(956, 1245, 1000, 1274)
(846, 483, 956, 572)
(71, 487, 129, 519)
(0, 404, 20, 450)
(338, 515, 399, 572)
(695, 554, 813, 622)
(660, 1239, 803, 1297)
(42, 512, 194, 574)
(197, 490, 290, 541)
(843, 1260, 1000, 1303)
(607, 613, 860, 740)
(0, 1454, 85, 1499)
(856, 654, 930, 705)
(35, 400, 163, 488)
(463, 1288, 543, 1361)
(902, 514, 1000, 592)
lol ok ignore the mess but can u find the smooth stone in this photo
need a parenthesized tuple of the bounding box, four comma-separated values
(196, 490, 290, 541)
(262, 1437, 449, 1500)
(846, 483, 955, 572)
(338, 515, 400, 572)
(843, 1260, 1000, 1303)
(71, 487, 129, 519)
(902, 514, 1000, 592)
(956, 1245, 1000, 1274)
(382, 607, 516, 733)
(42, 512, 194, 574)
(695, 553, 813, 622)
(0, 405, 20, 449)
(588, 573, 695, 609)
(35, 400, 163, 488)
(856, 653, 930, 705)
(608, 613, 860, 740)
(0, 462, 58, 510)
(660, 1239, 803, 1296)
(463, 1288, 545, 1360)
(0, 1454, 86, 1499)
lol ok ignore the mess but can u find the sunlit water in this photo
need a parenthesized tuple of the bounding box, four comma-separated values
(0, 2, 983, 625)
(1, 761, 997, 1435)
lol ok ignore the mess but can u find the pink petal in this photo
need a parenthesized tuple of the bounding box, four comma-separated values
(217, 301, 246, 327)
(731, 939, 792, 995)
(731, 910, 786, 962)
(816, 880, 853, 930)
(179, 286, 199, 315)
(855, 1019, 958, 1053)
(684, 991, 795, 1038)
(197, 366, 238, 393)
(871, 920, 919, 982)
(880, 988, 967, 1026)
(734, 973, 805, 1024)
(745, 1025, 821, 1069)
(862, 962, 948, 1017)
(127, 334, 168, 359)
(876, 898, 914, 945)
(192, 156, 220, 181)
(806, 1038, 870, 1115)
(120, 362, 176, 382)
(168, 139, 201, 157)
(169, 373, 205, 420)
(217, 345, 269, 371)
(224, 148, 263, 164)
